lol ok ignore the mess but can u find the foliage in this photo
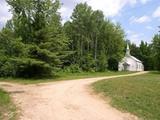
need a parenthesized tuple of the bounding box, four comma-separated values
(108, 57, 118, 71)
(152, 34, 160, 70)
(129, 41, 154, 70)
(0, 57, 53, 78)
(0, 0, 69, 78)
(0, 1, 159, 78)
(64, 3, 125, 72)
(62, 64, 82, 73)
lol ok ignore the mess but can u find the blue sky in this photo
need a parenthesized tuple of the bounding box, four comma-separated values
(0, 0, 160, 45)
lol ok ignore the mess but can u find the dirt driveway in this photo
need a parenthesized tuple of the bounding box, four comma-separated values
(0, 72, 148, 120)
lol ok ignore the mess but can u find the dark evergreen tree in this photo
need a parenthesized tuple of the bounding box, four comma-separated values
(0, 0, 69, 78)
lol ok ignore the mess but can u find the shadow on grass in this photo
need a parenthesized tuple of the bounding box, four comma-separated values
(149, 71, 160, 74)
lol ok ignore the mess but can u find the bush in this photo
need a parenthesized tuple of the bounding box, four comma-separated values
(0, 60, 15, 77)
(97, 53, 108, 72)
(108, 57, 118, 71)
(63, 64, 82, 73)
(0, 58, 53, 78)
(80, 54, 96, 72)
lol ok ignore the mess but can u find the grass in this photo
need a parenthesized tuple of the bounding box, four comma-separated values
(0, 89, 17, 120)
(92, 72, 160, 120)
(0, 71, 133, 84)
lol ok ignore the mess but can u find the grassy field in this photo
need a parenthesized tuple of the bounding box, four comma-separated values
(0, 71, 133, 84)
(92, 72, 160, 120)
(0, 89, 17, 120)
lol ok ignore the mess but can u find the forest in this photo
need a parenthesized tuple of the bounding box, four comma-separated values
(0, 0, 160, 78)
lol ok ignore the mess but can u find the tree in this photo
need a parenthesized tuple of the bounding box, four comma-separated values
(64, 3, 125, 71)
(139, 41, 154, 70)
(128, 41, 154, 70)
(152, 34, 160, 70)
(0, 0, 69, 78)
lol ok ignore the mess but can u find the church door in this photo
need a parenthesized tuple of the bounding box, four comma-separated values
(123, 63, 130, 71)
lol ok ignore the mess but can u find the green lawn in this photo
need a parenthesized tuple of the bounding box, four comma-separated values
(0, 71, 133, 84)
(0, 89, 17, 120)
(92, 72, 160, 120)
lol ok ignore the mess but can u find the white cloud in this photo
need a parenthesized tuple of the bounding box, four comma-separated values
(86, 0, 137, 17)
(153, 6, 160, 18)
(83, 0, 150, 17)
(126, 30, 133, 34)
(0, 0, 152, 27)
(126, 29, 152, 45)
(126, 30, 147, 45)
(128, 34, 142, 45)
(58, 0, 153, 24)
(0, 0, 12, 27)
(59, 0, 138, 23)
(0, 16, 11, 24)
(146, 26, 154, 30)
(140, 0, 150, 4)
(58, 6, 73, 24)
(130, 15, 151, 23)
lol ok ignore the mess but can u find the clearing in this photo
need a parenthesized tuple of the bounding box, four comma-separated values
(93, 72, 160, 120)
(0, 72, 147, 120)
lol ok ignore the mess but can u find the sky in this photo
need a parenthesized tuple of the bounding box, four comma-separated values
(0, 0, 160, 45)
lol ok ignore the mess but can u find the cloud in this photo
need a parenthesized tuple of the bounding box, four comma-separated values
(130, 15, 151, 23)
(126, 30, 146, 45)
(59, 0, 138, 23)
(58, 6, 73, 24)
(153, 6, 160, 18)
(0, 0, 12, 28)
(87, 0, 137, 17)
(126, 29, 152, 45)
(0, 16, 11, 24)
(0, 0, 152, 27)
(146, 26, 154, 30)
(59, 0, 139, 23)
(59, 0, 152, 23)
(128, 33, 142, 45)
(83, 0, 150, 17)
(140, 0, 150, 4)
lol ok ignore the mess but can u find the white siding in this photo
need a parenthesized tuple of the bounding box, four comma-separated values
(118, 56, 144, 71)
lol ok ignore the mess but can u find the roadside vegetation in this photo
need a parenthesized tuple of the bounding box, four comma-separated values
(0, 89, 17, 120)
(0, 0, 159, 80)
(92, 72, 160, 120)
(0, 71, 133, 84)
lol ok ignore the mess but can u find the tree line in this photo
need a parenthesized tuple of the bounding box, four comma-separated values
(129, 35, 160, 71)
(0, 0, 159, 78)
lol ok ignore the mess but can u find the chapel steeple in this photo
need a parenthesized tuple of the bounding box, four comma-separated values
(125, 43, 130, 56)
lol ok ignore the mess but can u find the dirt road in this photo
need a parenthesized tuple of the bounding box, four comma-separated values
(0, 72, 148, 120)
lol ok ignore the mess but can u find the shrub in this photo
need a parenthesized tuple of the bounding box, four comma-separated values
(97, 53, 108, 72)
(63, 64, 82, 73)
(108, 57, 118, 71)
(80, 54, 96, 72)
(0, 58, 53, 78)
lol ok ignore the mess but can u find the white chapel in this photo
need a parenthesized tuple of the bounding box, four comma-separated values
(118, 44, 144, 71)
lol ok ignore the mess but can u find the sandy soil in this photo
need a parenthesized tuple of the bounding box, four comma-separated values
(0, 71, 148, 120)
